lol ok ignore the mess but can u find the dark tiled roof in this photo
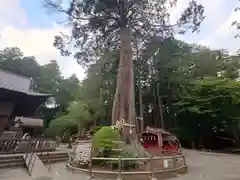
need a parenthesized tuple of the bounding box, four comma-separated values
(0, 69, 31, 93)
(0, 69, 50, 97)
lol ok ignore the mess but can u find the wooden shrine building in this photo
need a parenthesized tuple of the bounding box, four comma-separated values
(140, 126, 181, 152)
(0, 69, 50, 135)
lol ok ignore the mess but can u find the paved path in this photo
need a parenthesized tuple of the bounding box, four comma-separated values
(0, 150, 239, 180)
(170, 150, 240, 180)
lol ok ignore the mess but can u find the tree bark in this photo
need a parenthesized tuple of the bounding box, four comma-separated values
(77, 123, 81, 139)
(111, 27, 150, 157)
(139, 89, 144, 133)
(112, 28, 149, 156)
(158, 95, 164, 129)
(112, 27, 134, 126)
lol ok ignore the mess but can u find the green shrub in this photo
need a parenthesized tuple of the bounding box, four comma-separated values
(92, 126, 120, 151)
(91, 126, 138, 170)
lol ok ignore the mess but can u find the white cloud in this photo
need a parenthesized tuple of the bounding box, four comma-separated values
(171, 0, 239, 53)
(0, 0, 85, 80)
(198, 1, 240, 53)
(0, 0, 27, 27)
(1, 26, 60, 64)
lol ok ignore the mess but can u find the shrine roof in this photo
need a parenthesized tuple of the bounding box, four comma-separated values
(145, 126, 171, 135)
(0, 69, 50, 97)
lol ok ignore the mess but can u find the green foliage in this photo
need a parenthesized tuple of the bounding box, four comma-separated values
(67, 101, 92, 126)
(92, 126, 120, 151)
(48, 99, 105, 138)
(47, 115, 75, 137)
(75, 38, 240, 149)
(91, 126, 137, 169)
(174, 77, 240, 148)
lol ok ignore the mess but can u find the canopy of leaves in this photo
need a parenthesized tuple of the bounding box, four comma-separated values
(47, 98, 106, 137)
(47, 115, 75, 137)
(174, 77, 240, 148)
(44, 0, 204, 67)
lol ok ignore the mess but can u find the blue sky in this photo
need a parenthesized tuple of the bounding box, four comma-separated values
(20, 0, 65, 29)
(0, 0, 240, 80)
(20, 0, 53, 29)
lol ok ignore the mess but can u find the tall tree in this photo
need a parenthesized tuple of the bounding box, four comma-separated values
(44, 0, 204, 123)
(44, 0, 204, 154)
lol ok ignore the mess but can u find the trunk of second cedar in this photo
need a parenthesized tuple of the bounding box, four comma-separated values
(77, 123, 81, 139)
(139, 89, 144, 133)
(158, 96, 164, 129)
(157, 83, 164, 129)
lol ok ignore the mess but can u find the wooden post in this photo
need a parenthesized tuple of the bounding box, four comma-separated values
(117, 156, 123, 180)
(150, 156, 157, 180)
(68, 154, 71, 165)
(183, 155, 187, 172)
(172, 157, 177, 170)
(88, 145, 93, 179)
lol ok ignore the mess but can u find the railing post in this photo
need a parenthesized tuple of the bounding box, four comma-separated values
(88, 146, 93, 179)
(172, 156, 177, 172)
(150, 156, 157, 180)
(117, 156, 123, 180)
(182, 155, 187, 172)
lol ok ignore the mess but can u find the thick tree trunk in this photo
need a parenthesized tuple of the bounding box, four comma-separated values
(111, 27, 149, 157)
(112, 27, 135, 126)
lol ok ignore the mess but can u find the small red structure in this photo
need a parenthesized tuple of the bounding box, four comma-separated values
(140, 126, 181, 152)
